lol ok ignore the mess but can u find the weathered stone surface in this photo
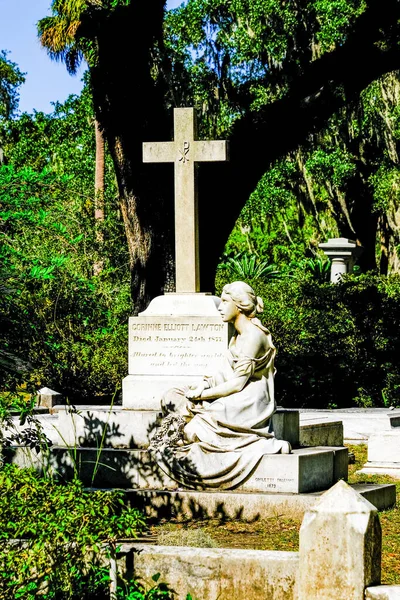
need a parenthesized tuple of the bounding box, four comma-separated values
(358, 462, 400, 479)
(358, 430, 400, 478)
(299, 410, 392, 444)
(8, 413, 60, 444)
(368, 431, 400, 463)
(55, 407, 162, 448)
(6, 447, 395, 517)
(130, 483, 395, 521)
(240, 448, 335, 493)
(271, 409, 300, 448)
(128, 315, 228, 377)
(331, 445, 349, 481)
(54, 406, 301, 449)
(366, 586, 400, 599)
(389, 412, 400, 428)
(298, 480, 381, 600)
(8, 446, 343, 493)
(36, 387, 63, 409)
(300, 420, 343, 447)
(129, 545, 298, 600)
(352, 483, 397, 512)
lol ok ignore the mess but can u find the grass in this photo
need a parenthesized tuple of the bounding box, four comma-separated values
(149, 444, 400, 584)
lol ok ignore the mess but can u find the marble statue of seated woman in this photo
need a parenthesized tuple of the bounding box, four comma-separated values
(149, 280, 291, 490)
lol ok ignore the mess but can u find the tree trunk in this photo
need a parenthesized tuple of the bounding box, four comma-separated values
(93, 118, 105, 275)
(90, 1, 174, 313)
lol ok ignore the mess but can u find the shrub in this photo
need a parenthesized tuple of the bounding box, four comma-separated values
(215, 271, 400, 408)
(0, 464, 146, 599)
(0, 164, 130, 400)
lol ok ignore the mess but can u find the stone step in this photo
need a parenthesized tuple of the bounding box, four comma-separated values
(299, 409, 397, 444)
(7, 445, 348, 494)
(117, 482, 396, 521)
(52, 406, 162, 448)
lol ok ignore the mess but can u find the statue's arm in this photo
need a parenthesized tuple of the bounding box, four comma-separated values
(186, 328, 266, 401)
(198, 374, 248, 400)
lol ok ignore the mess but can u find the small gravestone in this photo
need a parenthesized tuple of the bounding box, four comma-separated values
(356, 410, 400, 479)
(36, 387, 63, 409)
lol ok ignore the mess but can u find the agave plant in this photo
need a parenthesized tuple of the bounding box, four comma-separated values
(220, 252, 284, 281)
(290, 255, 331, 282)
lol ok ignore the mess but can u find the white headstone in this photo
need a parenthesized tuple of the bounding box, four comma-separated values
(298, 479, 381, 600)
(122, 294, 232, 409)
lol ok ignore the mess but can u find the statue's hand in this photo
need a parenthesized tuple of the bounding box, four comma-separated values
(185, 383, 206, 400)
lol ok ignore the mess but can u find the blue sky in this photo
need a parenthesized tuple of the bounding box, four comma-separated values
(0, 0, 182, 115)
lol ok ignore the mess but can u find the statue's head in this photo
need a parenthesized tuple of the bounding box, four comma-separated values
(221, 281, 264, 318)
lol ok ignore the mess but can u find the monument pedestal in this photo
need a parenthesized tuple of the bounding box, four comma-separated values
(122, 293, 232, 410)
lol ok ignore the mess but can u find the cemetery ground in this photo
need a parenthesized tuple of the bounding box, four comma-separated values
(148, 443, 400, 585)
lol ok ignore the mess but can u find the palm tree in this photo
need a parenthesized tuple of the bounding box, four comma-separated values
(38, 0, 175, 311)
(38, 0, 106, 273)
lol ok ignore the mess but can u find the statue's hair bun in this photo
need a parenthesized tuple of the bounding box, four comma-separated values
(256, 296, 264, 313)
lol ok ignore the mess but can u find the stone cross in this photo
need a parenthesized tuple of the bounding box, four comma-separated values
(143, 108, 228, 293)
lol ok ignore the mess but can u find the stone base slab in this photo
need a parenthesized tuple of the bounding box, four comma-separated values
(299, 410, 395, 444)
(239, 447, 342, 494)
(358, 462, 400, 479)
(55, 406, 162, 448)
(367, 431, 400, 463)
(128, 544, 298, 600)
(359, 430, 400, 477)
(7, 446, 347, 494)
(44, 406, 301, 449)
(126, 482, 396, 521)
(5, 448, 395, 519)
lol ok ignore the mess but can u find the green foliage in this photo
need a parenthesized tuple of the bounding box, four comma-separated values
(243, 160, 298, 223)
(218, 252, 284, 281)
(0, 90, 130, 400)
(0, 50, 25, 119)
(369, 163, 400, 213)
(305, 148, 357, 189)
(165, 1, 400, 274)
(216, 271, 400, 408)
(165, 0, 373, 135)
(313, 0, 367, 51)
(290, 255, 332, 283)
(0, 464, 146, 599)
(117, 573, 177, 600)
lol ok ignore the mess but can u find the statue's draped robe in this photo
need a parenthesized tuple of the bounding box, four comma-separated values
(150, 322, 287, 490)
